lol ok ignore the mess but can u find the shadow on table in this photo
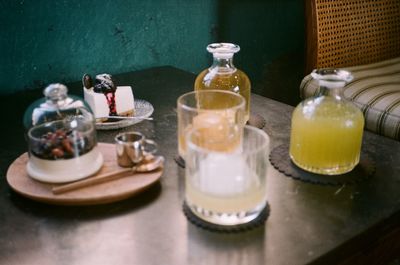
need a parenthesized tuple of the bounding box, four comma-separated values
(8, 182, 162, 220)
(187, 222, 266, 264)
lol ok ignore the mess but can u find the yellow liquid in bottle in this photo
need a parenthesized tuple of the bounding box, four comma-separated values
(289, 98, 364, 175)
(194, 69, 251, 122)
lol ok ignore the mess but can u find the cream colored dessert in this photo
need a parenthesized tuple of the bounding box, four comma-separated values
(27, 146, 103, 183)
(84, 86, 135, 120)
(83, 74, 135, 121)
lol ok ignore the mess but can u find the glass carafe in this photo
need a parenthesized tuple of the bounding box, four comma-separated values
(289, 69, 364, 175)
(194, 43, 251, 122)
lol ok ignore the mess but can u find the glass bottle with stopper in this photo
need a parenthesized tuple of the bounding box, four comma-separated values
(194, 43, 251, 122)
(289, 69, 364, 175)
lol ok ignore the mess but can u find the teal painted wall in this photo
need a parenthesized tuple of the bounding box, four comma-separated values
(217, 0, 305, 105)
(1, 0, 304, 104)
(1, 0, 217, 94)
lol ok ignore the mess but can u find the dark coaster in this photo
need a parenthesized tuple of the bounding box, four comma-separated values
(182, 200, 270, 233)
(174, 155, 185, 168)
(269, 144, 375, 186)
(247, 113, 266, 129)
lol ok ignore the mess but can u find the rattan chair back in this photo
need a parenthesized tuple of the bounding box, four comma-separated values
(305, 0, 400, 73)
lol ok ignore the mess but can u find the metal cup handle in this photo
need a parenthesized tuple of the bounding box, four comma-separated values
(143, 139, 157, 154)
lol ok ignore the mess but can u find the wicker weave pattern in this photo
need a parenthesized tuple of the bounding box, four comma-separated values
(315, 0, 400, 69)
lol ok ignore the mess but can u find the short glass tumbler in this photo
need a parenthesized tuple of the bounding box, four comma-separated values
(27, 116, 103, 183)
(185, 125, 270, 226)
(177, 90, 246, 160)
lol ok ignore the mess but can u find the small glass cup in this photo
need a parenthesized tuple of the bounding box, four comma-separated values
(185, 125, 270, 226)
(177, 90, 246, 160)
(26, 117, 103, 183)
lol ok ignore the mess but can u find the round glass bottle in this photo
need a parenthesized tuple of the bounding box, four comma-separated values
(289, 69, 364, 175)
(194, 43, 251, 122)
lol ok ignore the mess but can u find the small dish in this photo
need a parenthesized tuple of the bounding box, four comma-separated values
(96, 99, 154, 130)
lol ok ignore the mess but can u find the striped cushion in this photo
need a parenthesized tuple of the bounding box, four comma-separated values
(300, 57, 400, 140)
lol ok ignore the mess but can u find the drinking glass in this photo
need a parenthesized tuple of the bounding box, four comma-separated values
(185, 125, 270, 226)
(177, 90, 246, 160)
(26, 117, 103, 183)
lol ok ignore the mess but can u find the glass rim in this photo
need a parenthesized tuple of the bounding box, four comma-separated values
(186, 125, 270, 154)
(311, 68, 353, 83)
(115, 131, 145, 144)
(207, 43, 240, 54)
(177, 89, 246, 112)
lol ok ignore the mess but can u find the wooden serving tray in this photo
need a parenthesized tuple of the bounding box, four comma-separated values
(6, 143, 163, 205)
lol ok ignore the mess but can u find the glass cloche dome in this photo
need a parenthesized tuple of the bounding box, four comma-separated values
(23, 83, 103, 183)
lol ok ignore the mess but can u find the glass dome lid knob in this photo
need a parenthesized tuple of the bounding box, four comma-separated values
(44, 83, 68, 103)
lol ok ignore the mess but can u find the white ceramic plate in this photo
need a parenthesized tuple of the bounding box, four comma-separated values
(95, 99, 154, 130)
